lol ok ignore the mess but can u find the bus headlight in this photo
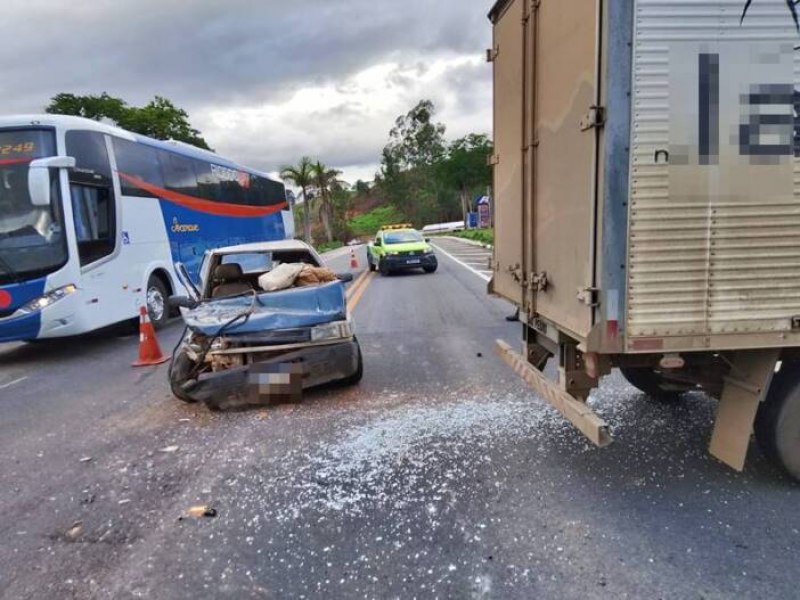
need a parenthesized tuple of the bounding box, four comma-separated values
(311, 320, 353, 342)
(19, 284, 77, 314)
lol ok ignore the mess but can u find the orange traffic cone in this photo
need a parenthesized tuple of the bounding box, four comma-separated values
(350, 248, 359, 269)
(132, 306, 169, 367)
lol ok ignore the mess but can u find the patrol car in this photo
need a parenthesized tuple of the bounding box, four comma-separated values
(366, 224, 438, 276)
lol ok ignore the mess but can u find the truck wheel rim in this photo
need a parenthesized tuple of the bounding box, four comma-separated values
(147, 287, 165, 321)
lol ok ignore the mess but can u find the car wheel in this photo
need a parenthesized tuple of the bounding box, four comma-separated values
(423, 264, 437, 273)
(169, 350, 198, 403)
(340, 339, 364, 385)
(379, 260, 391, 276)
(146, 275, 169, 329)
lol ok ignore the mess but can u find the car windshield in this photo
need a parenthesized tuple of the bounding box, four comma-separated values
(384, 230, 422, 244)
(220, 249, 319, 274)
(0, 129, 67, 284)
(222, 252, 274, 273)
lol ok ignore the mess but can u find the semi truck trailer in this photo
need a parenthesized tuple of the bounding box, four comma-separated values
(488, 0, 800, 480)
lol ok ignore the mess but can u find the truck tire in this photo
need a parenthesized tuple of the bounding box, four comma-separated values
(379, 260, 391, 276)
(368, 256, 377, 272)
(620, 367, 689, 401)
(169, 350, 198, 403)
(755, 368, 800, 481)
(146, 275, 169, 330)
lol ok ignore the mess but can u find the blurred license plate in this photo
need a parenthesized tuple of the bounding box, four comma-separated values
(407, 259, 421, 264)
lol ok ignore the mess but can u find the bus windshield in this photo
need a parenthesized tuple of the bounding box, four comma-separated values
(0, 129, 67, 283)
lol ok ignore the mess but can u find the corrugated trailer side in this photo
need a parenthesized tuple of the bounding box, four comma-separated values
(490, 0, 800, 481)
(625, 1, 800, 354)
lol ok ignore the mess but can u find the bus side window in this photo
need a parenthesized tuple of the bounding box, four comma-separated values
(246, 176, 285, 207)
(65, 131, 117, 266)
(70, 185, 115, 265)
(113, 138, 164, 196)
(161, 153, 199, 197)
(193, 160, 221, 202)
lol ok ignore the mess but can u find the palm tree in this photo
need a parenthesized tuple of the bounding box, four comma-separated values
(311, 161, 346, 243)
(280, 157, 314, 244)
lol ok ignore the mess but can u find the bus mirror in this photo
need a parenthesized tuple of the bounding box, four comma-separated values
(28, 168, 50, 207)
(28, 156, 76, 207)
(337, 272, 354, 283)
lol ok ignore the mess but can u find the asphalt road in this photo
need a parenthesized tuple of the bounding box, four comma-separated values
(0, 238, 798, 599)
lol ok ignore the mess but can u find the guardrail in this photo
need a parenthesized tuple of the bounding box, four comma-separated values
(421, 221, 466, 234)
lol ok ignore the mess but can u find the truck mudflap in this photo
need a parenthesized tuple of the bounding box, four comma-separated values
(495, 340, 612, 447)
(709, 349, 780, 471)
(177, 340, 360, 408)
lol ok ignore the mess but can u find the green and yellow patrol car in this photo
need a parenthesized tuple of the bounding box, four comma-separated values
(366, 224, 438, 276)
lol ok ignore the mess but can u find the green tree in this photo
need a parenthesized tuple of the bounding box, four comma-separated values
(280, 157, 315, 244)
(354, 179, 370, 196)
(45, 92, 127, 122)
(46, 93, 211, 150)
(311, 161, 345, 243)
(379, 99, 446, 224)
(437, 134, 493, 222)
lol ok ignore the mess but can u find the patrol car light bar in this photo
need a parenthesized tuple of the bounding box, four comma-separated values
(379, 223, 414, 231)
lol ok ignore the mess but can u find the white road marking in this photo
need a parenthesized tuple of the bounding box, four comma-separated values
(0, 376, 28, 390)
(433, 243, 491, 282)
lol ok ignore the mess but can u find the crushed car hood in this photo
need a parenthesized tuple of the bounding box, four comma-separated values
(181, 281, 347, 336)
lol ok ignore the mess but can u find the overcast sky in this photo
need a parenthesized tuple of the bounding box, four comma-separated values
(1, 0, 493, 184)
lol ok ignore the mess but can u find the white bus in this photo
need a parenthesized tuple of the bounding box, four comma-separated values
(0, 115, 293, 342)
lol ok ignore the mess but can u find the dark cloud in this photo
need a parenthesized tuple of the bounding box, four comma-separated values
(1, 0, 494, 179)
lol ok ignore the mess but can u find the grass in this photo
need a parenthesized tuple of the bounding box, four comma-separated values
(348, 205, 406, 237)
(316, 240, 344, 253)
(445, 228, 494, 245)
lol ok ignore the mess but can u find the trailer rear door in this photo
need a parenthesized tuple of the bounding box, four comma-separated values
(529, 0, 601, 339)
(490, 0, 525, 306)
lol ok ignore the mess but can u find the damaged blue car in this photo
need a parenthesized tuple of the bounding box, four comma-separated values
(168, 240, 362, 408)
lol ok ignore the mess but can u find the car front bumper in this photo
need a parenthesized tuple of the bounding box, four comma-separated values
(176, 339, 360, 406)
(382, 254, 437, 270)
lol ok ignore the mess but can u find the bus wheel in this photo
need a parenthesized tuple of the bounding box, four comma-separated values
(146, 275, 169, 329)
(755, 368, 800, 481)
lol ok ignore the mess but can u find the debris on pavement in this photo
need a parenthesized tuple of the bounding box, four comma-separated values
(78, 456, 93, 463)
(182, 505, 218, 519)
(160, 445, 179, 453)
(65, 522, 82, 539)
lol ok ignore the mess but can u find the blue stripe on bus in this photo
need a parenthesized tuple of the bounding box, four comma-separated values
(0, 277, 46, 342)
(157, 201, 287, 281)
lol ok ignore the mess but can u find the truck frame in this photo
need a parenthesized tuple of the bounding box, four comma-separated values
(488, 0, 800, 480)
